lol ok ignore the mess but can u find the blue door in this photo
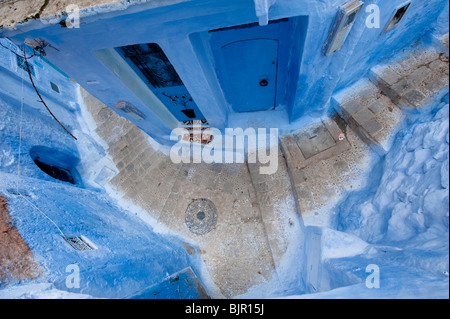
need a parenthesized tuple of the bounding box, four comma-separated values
(221, 39, 279, 112)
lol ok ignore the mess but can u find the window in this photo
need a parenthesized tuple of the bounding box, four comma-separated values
(114, 42, 207, 122)
(117, 43, 183, 89)
(16, 55, 35, 76)
(384, 2, 411, 32)
(324, 0, 364, 56)
(50, 82, 60, 93)
(343, 10, 358, 27)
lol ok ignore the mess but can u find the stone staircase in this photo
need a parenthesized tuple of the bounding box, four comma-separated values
(280, 119, 350, 212)
(80, 35, 449, 298)
(332, 79, 403, 155)
(279, 39, 449, 222)
(369, 47, 449, 109)
(278, 117, 371, 224)
(81, 88, 283, 299)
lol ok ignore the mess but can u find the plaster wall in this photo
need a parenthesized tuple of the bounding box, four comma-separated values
(2, 0, 448, 145)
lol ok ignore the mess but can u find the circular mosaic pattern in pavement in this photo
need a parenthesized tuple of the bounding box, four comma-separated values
(185, 199, 217, 235)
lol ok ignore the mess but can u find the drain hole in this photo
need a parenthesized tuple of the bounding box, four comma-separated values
(7, 188, 31, 197)
(64, 236, 97, 251)
(34, 157, 75, 184)
(197, 211, 206, 221)
(185, 199, 217, 235)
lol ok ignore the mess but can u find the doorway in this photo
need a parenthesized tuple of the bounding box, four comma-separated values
(210, 18, 296, 114)
(221, 38, 279, 112)
(116, 43, 207, 123)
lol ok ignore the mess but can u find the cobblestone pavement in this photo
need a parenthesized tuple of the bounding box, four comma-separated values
(80, 89, 298, 298)
(79, 37, 449, 298)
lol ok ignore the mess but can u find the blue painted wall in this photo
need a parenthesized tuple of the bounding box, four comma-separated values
(335, 0, 449, 92)
(0, 39, 82, 182)
(272, 0, 449, 122)
(433, 0, 449, 36)
(0, 40, 197, 298)
(2, 0, 448, 145)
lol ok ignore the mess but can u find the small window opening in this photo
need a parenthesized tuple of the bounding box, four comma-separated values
(33, 157, 75, 184)
(30, 146, 81, 186)
(117, 43, 183, 89)
(16, 55, 35, 76)
(344, 11, 358, 27)
(50, 82, 60, 93)
(385, 2, 411, 32)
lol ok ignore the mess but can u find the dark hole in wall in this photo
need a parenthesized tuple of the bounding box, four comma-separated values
(344, 11, 357, 27)
(33, 157, 75, 184)
(50, 82, 60, 93)
(385, 2, 411, 32)
(393, 4, 410, 24)
(29, 146, 81, 186)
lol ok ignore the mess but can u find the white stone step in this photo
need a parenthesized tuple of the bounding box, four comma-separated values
(369, 46, 449, 109)
(332, 79, 403, 155)
(279, 118, 369, 225)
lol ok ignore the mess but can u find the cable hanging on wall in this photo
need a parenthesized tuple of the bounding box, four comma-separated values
(21, 45, 78, 140)
(1, 40, 78, 140)
(14, 57, 69, 242)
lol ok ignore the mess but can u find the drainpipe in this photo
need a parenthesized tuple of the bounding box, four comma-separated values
(254, 0, 277, 26)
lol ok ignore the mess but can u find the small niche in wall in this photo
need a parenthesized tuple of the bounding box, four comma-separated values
(114, 100, 146, 121)
(324, 0, 364, 56)
(30, 146, 82, 186)
(50, 81, 60, 93)
(384, 2, 411, 32)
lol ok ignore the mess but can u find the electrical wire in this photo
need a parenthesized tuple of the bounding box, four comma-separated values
(16, 57, 24, 194)
(0, 41, 36, 59)
(21, 46, 78, 140)
(0, 41, 78, 140)
(15, 49, 69, 240)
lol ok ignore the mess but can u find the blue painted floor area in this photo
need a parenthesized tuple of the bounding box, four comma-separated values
(0, 171, 203, 298)
(0, 41, 206, 298)
(130, 267, 209, 299)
